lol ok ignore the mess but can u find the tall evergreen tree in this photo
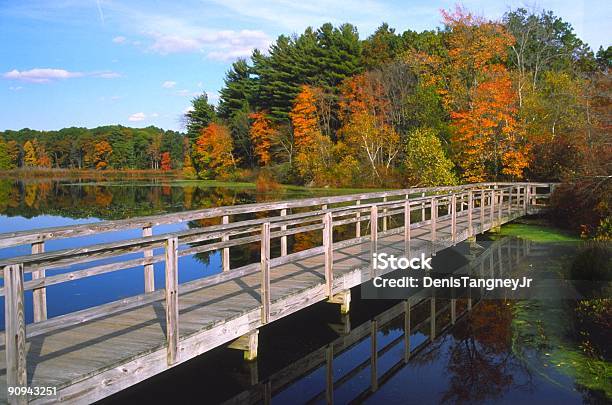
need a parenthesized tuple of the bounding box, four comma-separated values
(217, 59, 256, 120)
(185, 94, 216, 144)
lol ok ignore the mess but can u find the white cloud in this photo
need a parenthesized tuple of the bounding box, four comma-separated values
(3, 68, 121, 83)
(162, 80, 177, 88)
(128, 112, 146, 122)
(144, 26, 271, 60)
(3, 68, 82, 83)
(112, 36, 127, 44)
(9, 86, 23, 91)
(149, 34, 201, 54)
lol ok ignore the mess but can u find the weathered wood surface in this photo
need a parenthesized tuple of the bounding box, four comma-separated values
(0, 183, 551, 403)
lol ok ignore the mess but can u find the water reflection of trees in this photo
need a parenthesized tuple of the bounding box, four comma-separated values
(0, 179, 265, 220)
(405, 300, 533, 403)
(440, 301, 533, 403)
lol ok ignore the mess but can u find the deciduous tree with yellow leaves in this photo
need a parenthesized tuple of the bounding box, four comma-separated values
(193, 123, 237, 178)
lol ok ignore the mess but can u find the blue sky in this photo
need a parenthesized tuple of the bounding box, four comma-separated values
(1, 0, 610, 132)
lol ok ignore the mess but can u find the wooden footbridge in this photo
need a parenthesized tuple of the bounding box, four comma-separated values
(0, 182, 553, 403)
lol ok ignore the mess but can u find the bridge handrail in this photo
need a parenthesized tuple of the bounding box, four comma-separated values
(0, 182, 554, 249)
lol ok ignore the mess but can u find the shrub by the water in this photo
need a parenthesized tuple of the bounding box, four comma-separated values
(548, 179, 611, 237)
(570, 241, 611, 285)
(255, 170, 281, 192)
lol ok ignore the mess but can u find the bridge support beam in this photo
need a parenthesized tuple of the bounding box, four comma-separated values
(328, 289, 351, 314)
(228, 329, 259, 361)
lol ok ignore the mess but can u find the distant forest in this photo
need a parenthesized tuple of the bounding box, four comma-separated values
(1, 7, 610, 190)
(0, 126, 184, 171)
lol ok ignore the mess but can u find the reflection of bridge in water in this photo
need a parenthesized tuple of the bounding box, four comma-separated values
(223, 237, 533, 404)
(0, 182, 551, 403)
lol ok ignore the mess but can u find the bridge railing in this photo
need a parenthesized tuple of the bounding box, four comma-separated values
(0, 182, 554, 395)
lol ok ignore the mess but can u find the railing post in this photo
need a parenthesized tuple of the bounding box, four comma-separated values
(451, 194, 457, 244)
(323, 212, 334, 299)
(490, 189, 495, 228)
(382, 196, 388, 232)
(31, 241, 47, 322)
(421, 192, 426, 221)
(468, 190, 473, 237)
(430, 198, 437, 250)
(508, 186, 513, 216)
(222, 215, 230, 272)
(143, 226, 155, 292)
(261, 223, 271, 324)
(524, 184, 529, 214)
(498, 189, 503, 223)
(165, 237, 179, 365)
(370, 205, 378, 275)
(5, 264, 27, 404)
(480, 190, 485, 233)
(355, 199, 361, 238)
(404, 200, 411, 254)
(280, 209, 287, 256)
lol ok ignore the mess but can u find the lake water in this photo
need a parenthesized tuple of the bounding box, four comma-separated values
(0, 178, 609, 403)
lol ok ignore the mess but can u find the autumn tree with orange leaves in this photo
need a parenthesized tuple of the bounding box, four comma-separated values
(160, 152, 172, 171)
(441, 8, 528, 181)
(89, 140, 113, 170)
(248, 112, 275, 166)
(338, 73, 401, 184)
(289, 85, 336, 183)
(411, 8, 529, 181)
(193, 123, 237, 178)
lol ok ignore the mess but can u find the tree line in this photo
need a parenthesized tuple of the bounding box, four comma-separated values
(0, 126, 185, 171)
(1, 6, 610, 193)
(184, 6, 610, 189)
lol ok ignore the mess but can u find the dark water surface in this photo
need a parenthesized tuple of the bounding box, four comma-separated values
(0, 178, 609, 404)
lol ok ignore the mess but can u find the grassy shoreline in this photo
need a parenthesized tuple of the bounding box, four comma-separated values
(0, 169, 388, 193)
